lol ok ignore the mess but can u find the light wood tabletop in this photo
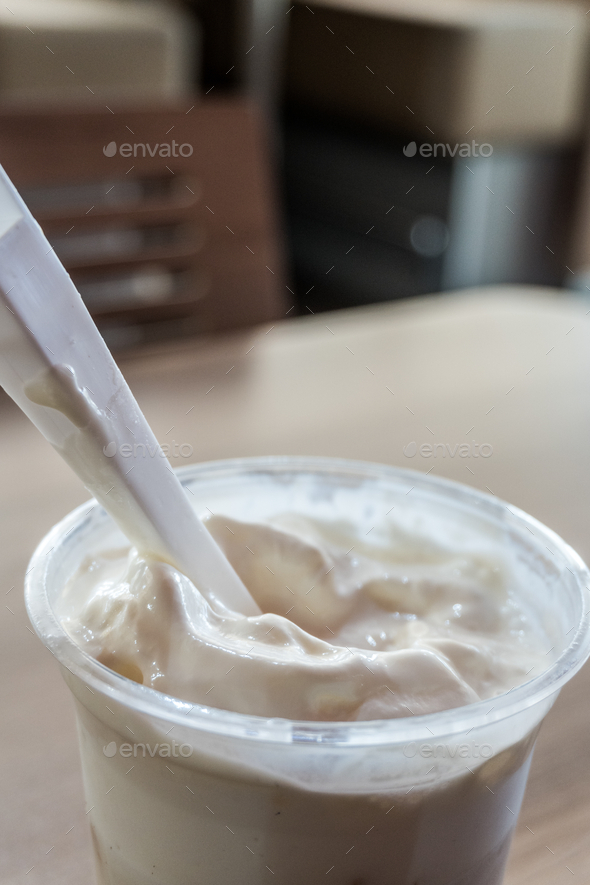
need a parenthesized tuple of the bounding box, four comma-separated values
(2, 286, 590, 884)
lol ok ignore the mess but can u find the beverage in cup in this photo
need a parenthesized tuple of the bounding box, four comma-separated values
(25, 457, 590, 885)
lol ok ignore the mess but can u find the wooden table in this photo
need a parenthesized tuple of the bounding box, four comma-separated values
(2, 287, 590, 884)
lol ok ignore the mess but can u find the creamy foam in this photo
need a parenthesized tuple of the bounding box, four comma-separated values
(58, 512, 547, 721)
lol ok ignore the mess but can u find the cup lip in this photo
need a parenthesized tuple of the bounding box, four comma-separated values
(25, 455, 590, 746)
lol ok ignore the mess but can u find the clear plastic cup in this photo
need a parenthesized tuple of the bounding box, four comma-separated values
(25, 457, 590, 885)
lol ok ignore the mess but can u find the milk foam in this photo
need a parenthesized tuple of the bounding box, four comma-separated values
(58, 512, 547, 721)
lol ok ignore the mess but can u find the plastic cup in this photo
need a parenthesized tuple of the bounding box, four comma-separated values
(25, 457, 590, 885)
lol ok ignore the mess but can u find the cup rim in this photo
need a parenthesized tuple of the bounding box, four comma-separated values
(25, 455, 590, 746)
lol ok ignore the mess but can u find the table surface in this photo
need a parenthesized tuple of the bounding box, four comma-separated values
(2, 286, 590, 884)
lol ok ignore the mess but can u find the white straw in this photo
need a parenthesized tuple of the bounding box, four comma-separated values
(0, 165, 260, 616)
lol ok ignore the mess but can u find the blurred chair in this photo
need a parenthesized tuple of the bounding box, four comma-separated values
(0, 102, 288, 346)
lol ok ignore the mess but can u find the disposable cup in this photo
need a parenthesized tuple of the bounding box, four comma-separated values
(25, 457, 590, 885)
